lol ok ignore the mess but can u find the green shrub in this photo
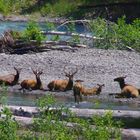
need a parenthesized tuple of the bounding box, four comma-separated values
(89, 17, 140, 51)
(0, 0, 11, 15)
(0, 107, 19, 140)
(30, 94, 121, 140)
(115, 16, 140, 51)
(0, 83, 8, 105)
(22, 21, 46, 44)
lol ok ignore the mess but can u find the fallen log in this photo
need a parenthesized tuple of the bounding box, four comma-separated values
(1, 105, 140, 128)
(41, 30, 102, 40)
(1, 105, 140, 119)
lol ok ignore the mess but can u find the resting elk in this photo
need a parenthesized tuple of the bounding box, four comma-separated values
(114, 76, 139, 98)
(0, 67, 21, 86)
(20, 68, 44, 91)
(80, 84, 105, 96)
(47, 66, 78, 91)
(73, 80, 104, 103)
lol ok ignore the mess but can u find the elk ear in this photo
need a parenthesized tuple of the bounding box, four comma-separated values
(123, 76, 127, 79)
(65, 73, 69, 77)
(75, 80, 84, 82)
(97, 84, 104, 87)
(39, 70, 43, 75)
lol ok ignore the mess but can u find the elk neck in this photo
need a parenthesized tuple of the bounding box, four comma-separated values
(118, 80, 126, 89)
(36, 75, 42, 88)
(66, 77, 73, 90)
(13, 71, 20, 85)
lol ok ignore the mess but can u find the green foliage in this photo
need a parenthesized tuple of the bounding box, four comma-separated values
(0, 83, 8, 105)
(36, 94, 56, 110)
(46, 22, 56, 31)
(0, 0, 11, 15)
(115, 16, 140, 50)
(92, 111, 122, 140)
(29, 94, 121, 140)
(90, 17, 140, 51)
(0, 107, 19, 140)
(22, 21, 46, 44)
(0, 0, 35, 15)
(51, 35, 60, 41)
(40, 0, 78, 16)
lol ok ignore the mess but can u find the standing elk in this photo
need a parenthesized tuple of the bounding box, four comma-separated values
(47, 66, 78, 91)
(114, 76, 139, 98)
(0, 67, 21, 86)
(20, 68, 44, 91)
(73, 80, 84, 103)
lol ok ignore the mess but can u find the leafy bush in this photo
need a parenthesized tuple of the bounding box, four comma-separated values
(0, 107, 19, 140)
(0, 0, 36, 15)
(89, 17, 140, 51)
(0, 0, 11, 15)
(22, 21, 46, 44)
(29, 94, 121, 140)
(115, 16, 140, 51)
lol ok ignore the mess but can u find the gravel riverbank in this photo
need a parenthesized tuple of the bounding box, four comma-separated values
(0, 48, 140, 94)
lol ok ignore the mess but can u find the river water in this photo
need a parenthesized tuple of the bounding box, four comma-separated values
(5, 89, 140, 111)
(0, 21, 88, 34)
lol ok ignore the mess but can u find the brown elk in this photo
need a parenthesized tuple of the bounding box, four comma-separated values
(73, 80, 104, 103)
(114, 76, 139, 98)
(73, 80, 84, 103)
(47, 66, 78, 91)
(0, 67, 21, 86)
(81, 84, 105, 96)
(20, 68, 44, 91)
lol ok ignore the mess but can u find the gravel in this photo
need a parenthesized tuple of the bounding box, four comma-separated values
(0, 48, 140, 94)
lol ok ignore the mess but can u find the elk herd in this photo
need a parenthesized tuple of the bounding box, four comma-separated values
(0, 66, 139, 103)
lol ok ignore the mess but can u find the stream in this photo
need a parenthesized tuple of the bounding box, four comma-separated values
(0, 21, 89, 34)
(5, 88, 140, 111)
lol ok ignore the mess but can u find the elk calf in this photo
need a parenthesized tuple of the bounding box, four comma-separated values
(47, 66, 78, 91)
(20, 68, 43, 91)
(114, 76, 139, 98)
(0, 67, 21, 86)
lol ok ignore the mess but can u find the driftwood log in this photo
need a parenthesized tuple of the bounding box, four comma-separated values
(1, 105, 140, 128)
